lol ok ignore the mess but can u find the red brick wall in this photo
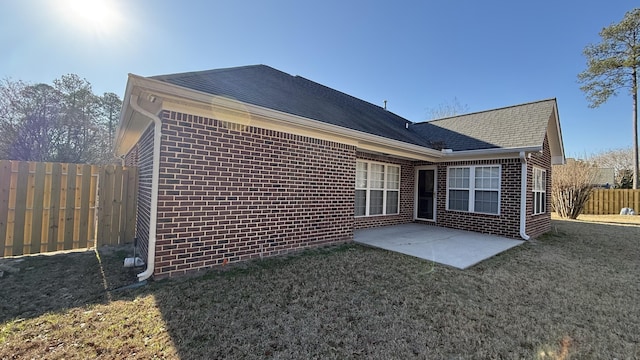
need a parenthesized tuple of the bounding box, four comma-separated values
(354, 152, 415, 229)
(153, 111, 356, 278)
(526, 136, 552, 238)
(435, 159, 522, 239)
(124, 143, 138, 167)
(127, 124, 155, 263)
(353, 154, 537, 239)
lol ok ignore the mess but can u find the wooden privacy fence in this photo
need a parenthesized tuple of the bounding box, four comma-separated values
(0, 160, 137, 257)
(583, 189, 640, 215)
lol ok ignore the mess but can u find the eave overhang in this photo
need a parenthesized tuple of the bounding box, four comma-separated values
(114, 75, 566, 164)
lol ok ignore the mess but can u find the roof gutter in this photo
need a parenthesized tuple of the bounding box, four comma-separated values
(443, 146, 541, 158)
(125, 74, 445, 161)
(519, 151, 530, 240)
(128, 94, 161, 282)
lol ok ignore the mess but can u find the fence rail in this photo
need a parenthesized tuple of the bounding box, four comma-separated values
(0, 160, 137, 257)
(583, 189, 640, 215)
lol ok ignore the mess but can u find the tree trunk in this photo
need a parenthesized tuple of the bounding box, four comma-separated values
(633, 67, 639, 189)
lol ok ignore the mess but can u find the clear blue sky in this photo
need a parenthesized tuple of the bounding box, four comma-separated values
(1, 0, 636, 157)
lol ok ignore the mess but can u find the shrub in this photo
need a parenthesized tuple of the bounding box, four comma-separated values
(552, 159, 598, 219)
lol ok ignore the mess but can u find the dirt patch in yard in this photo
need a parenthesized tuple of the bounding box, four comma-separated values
(0, 245, 137, 323)
(1, 220, 639, 359)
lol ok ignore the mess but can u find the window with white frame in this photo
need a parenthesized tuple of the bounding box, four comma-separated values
(355, 161, 400, 216)
(447, 165, 500, 214)
(533, 167, 547, 215)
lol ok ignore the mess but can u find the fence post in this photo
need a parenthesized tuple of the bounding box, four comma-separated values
(30, 162, 46, 254)
(78, 164, 91, 249)
(12, 162, 30, 256)
(0, 160, 11, 257)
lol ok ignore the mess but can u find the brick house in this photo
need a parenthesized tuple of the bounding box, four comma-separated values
(114, 65, 565, 280)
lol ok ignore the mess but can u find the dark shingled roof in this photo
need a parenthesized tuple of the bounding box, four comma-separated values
(151, 65, 556, 152)
(151, 65, 433, 148)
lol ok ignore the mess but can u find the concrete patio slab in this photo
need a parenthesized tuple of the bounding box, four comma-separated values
(354, 223, 524, 269)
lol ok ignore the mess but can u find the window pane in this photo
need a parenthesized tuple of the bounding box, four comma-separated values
(356, 162, 367, 188)
(355, 190, 367, 216)
(387, 166, 400, 190)
(475, 190, 498, 214)
(448, 190, 469, 211)
(540, 170, 546, 191)
(533, 168, 546, 192)
(449, 167, 470, 189)
(538, 174, 543, 190)
(462, 168, 470, 187)
(370, 190, 384, 215)
(534, 191, 546, 215)
(371, 164, 385, 188)
(386, 191, 399, 214)
(475, 166, 499, 190)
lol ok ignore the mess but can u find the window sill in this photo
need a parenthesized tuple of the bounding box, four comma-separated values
(445, 209, 501, 216)
(355, 213, 400, 218)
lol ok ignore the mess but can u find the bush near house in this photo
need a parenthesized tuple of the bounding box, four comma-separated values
(552, 159, 598, 219)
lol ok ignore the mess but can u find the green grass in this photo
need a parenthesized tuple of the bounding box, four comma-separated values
(1, 219, 639, 359)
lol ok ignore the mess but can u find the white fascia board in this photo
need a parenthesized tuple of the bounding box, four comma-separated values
(121, 75, 550, 163)
(550, 101, 566, 163)
(113, 76, 137, 154)
(440, 146, 542, 161)
(551, 156, 565, 165)
(125, 75, 445, 162)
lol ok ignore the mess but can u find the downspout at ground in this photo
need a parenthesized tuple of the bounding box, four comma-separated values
(519, 151, 530, 240)
(129, 95, 162, 281)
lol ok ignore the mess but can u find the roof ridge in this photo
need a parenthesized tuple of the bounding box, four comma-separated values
(419, 98, 557, 124)
(150, 64, 280, 81)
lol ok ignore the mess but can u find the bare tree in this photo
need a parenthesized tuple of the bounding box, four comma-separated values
(0, 81, 62, 161)
(590, 147, 636, 188)
(0, 75, 121, 164)
(426, 97, 470, 120)
(552, 159, 598, 219)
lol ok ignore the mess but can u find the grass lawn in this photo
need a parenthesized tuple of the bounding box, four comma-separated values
(552, 211, 640, 225)
(1, 218, 639, 359)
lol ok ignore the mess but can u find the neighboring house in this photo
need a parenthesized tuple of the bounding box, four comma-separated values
(593, 168, 615, 188)
(114, 65, 565, 280)
(566, 158, 615, 188)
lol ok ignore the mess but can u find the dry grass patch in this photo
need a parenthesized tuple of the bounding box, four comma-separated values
(552, 211, 640, 225)
(1, 220, 640, 359)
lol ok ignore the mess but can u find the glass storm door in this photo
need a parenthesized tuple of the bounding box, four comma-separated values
(417, 169, 435, 220)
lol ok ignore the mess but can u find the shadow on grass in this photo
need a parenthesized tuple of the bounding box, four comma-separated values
(143, 220, 640, 359)
(2, 219, 640, 358)
(0, 245, 137, 324)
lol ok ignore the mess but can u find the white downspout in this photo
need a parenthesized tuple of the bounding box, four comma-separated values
(129, 95, 162, 281)
(519, 151, 530, 240)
